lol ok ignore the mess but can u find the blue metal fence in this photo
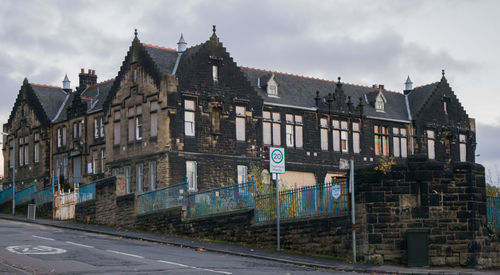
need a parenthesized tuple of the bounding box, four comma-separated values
(137, 181, 187, 215)
(487, 195, 500, 229)
(254, 180, 349, 223)
(78, 182, 96, 203)
(72, 177, 82, 186)
(15, 184, 37, 205)
(0, 186, 13, 204)
(187, 180, 256, 219)
(35, 187, 53, 205)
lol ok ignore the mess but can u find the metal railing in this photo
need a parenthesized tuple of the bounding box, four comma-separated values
(15, 184, 37, 205)
(72, 176, 82, 186)
(254, 180, 349, 223)
(137, 181, 187, 215)
(187, 180, 256, 219)
(78, 182, 96, 203)
(0, 186, 13, 204)
(487, 195, 500, 229)
(35, 187, 54, 205)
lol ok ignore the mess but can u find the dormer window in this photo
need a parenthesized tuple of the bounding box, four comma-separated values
(266, 74, 278, 96)
(374, 92, 386, 112)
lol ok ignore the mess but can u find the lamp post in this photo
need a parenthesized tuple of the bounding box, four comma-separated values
(1, 132, 15, 215)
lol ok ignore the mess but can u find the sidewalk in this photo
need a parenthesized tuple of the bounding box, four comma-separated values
(0, 213, 497, 275)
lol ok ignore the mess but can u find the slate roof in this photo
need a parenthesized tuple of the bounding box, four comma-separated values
(407, 82, 439, 118)
(30, 84, 69, 121)
(240, 67, 410, 121)
(142, 44, 178, 74)
(81, 79, 115, 113)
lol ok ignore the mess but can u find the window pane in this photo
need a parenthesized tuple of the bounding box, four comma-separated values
(263, 122, 271, 145)
(460, 143, 466, 162)
(136, 115, 143, 140)
(295, 115, 303, 124)
(125, 166, 131, 194)
(320, 118, 328, 127)
(400, 128, 407, 136)
(236, 106, 245, 116)
(393, 127, 399, 135)
(341, 121, 348, 130)
(401, 137, 407, 158)
(272, 112, 280, 122)
(286, 124, 294, 147)
(186, 161, 197, 192)
(333, 130, 340, 152)
(459, 134, 466, 143)
(285, 114, 293, 123)
(374, 134, 381, 155)
(332, 120, 340, 129)
(341, 130, 348, 152)
(212, 65, 218, 82)
(185, 111, 195, 136)
(237, 165, 247, 184)
(427, 130, 434, 139)
(321, 128, 328, 150)
(136, 163, 143, 193)
(272, 123, 281, 145)
(353, 132, 360, 154)
(393, 137, 400, 157)
(352, 122, 359, 132)
(428, 139, 435, 159)
(151, 101, 158, 111)
(114, 110, 121, 120)
(236, 117, 245, 141)
(34, 143, 39, 163)
(382, 136, 389, 156)
(263, 111, 271, 119)
(295, 126, 303, 148)
(185, 100, 195, 111)
(149, 161, 157, 190)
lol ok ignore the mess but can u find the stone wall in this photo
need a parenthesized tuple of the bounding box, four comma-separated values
(355, 155, 492, 267)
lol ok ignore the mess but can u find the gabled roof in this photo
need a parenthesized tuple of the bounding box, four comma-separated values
(30, 84, 68, 121)
(53, 79, 115, 122)
(240, 67, 410, 121)
(407, 82, 439, 118)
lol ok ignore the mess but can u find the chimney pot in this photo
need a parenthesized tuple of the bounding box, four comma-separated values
(379, 85, 384, 90)
(88, 69, 91, 74)
(81, 68, 84, 73)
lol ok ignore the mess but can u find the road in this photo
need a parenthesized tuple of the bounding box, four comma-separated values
(0, 219, 357, 274)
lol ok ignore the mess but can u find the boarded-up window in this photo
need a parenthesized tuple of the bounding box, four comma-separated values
(236, 106, 245, 141)
(320, 118, 328, 151)
(136, 163, 144, 193)
(124, 166, 131, 194)
(332, 120, 340, 152)
(341, 121, 348, 153)
(272, 112, 281, 146)
(186, 161, 197, 192)
(459, 134, 466, 162)
(149, 161, 157, 190)
(352, 122, 360, 154)
(427, 130, 435, 160)
(263, 111, 271, 145)
(295, 115, 303, 148)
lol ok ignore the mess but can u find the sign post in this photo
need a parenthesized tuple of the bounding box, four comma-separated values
(269, 147, 285, 251)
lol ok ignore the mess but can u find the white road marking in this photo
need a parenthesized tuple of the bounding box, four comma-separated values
(6, 245, 66, 255)
(106, 249, 144, 258)
(157, 260, 232, 274)
(32, 235, 54, 241)
(65, 241, 94, 248)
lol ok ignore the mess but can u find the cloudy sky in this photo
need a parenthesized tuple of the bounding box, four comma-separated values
(0, 0, 499, 182)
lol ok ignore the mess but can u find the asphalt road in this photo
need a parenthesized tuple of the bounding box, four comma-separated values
(0, 219, 358, 274)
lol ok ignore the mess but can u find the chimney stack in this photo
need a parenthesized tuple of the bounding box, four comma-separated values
(79, 68, 97, 89)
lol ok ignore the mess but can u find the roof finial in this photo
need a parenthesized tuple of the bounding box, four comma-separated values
(337, 76, 341, 83)
(442, 69, 445, 77)
(134, 29, 138, 38)
(213, 25, 216, 34)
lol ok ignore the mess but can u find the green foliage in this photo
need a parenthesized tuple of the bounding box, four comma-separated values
(249, 163, 272, 195)
(486, 164, 500, 196)
(374, 155, 395, 175)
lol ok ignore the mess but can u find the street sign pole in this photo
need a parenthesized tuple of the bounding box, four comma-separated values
(269, 147, 285, 252)
(276, 173, 280, 251)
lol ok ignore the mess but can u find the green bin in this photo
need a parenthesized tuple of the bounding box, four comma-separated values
(407, 229, 429, 267)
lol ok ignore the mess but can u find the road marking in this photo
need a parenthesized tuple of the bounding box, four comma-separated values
(65, 241, 94, 248)
(157, 260, 232, 274)
(106, 249, 144, 258)
(32, 235, 54, 241)
(6, 245, 66, 255)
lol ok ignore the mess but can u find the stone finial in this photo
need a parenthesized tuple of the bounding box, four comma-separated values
(213, 25, 216, 35)
(442, 69, 445, 77)
(405, 75, 413, 91)
(134, 29, 138, 37)
(314, 90, 321, 107)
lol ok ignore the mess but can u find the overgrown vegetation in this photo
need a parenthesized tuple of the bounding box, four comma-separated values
(374, 155, 395, 175)
(486, 164, 500, 196)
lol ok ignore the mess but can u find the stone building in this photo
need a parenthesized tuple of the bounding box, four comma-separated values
(2, 26, 477, 193)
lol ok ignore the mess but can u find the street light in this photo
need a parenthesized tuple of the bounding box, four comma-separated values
(1, 132, 15, 215)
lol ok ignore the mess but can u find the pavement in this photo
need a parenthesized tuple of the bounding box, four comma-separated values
(0, 213, 498, 275)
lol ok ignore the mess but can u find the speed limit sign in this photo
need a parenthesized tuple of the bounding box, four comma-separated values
(269, 147, 285, 174)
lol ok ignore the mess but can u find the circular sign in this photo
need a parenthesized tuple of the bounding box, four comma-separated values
(332, 184, 341, 199)
(271, 149, 284, 164)
(6, 245, 66, 255)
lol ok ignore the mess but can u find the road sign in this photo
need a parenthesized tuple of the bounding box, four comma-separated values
(332, 184, 341, 199)
(6, 245, 66, 255)
(269, 147, 285, 174)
